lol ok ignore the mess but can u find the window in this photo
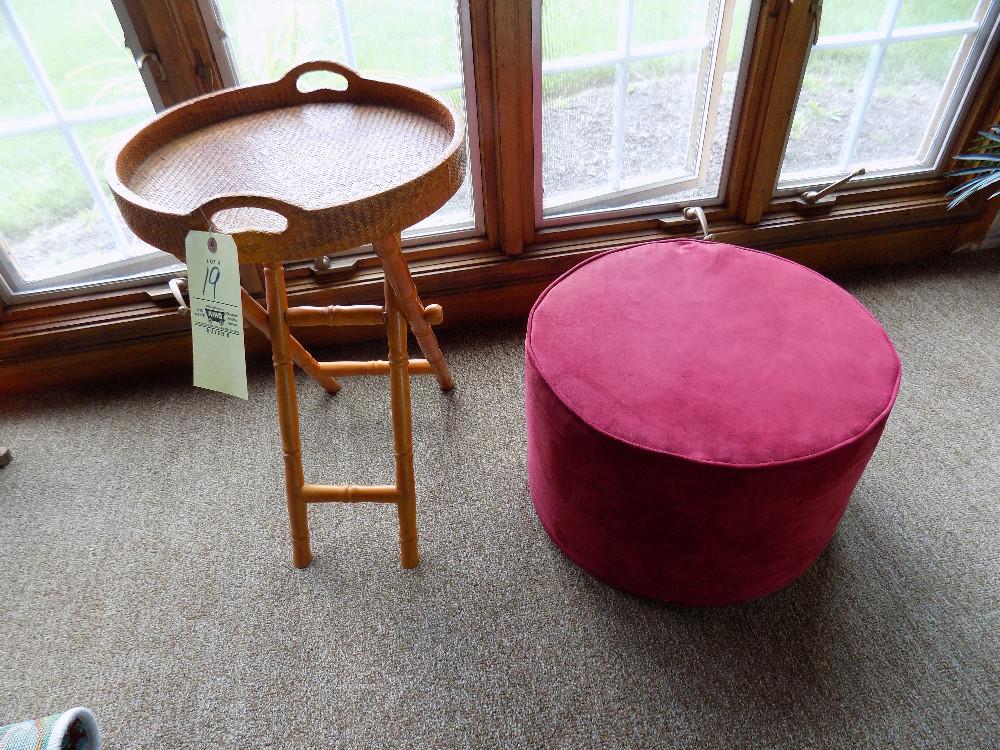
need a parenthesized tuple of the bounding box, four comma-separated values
(778, 0, 1000, 190)
(0, 0, 181, 302)
(204, 0, 482, 240)
(537, 0, 754, 222)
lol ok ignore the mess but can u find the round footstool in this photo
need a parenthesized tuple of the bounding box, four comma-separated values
(525, 239, 901, 606)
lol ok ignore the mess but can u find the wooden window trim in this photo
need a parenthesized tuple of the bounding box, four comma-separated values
(1, 186, 991, 371)
(727, 0, 817, 223)
(485, 0, 535, 255)
(468, 0, 501, 253)
(120, 0, 225, 108)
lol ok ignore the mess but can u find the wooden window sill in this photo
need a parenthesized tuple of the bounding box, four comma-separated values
(0, 189, 990, 394)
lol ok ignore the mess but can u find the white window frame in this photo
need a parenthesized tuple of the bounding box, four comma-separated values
(197, 0, 486, 247)
(776, 0, 1000, 193)
(533, 0, 759, 226)
(0, 0, 185, 304)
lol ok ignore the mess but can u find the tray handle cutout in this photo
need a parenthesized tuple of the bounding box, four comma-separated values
(193, 194, 302, 238)
(281, 60, 363, 98)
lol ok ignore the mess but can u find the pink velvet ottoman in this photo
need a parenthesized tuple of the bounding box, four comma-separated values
(525, 239, 901, 606)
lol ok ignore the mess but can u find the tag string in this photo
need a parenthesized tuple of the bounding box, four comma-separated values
(199, 205, 220, 252)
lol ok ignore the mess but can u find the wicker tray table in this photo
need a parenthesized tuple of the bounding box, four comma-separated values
(108, 61, 466, 569)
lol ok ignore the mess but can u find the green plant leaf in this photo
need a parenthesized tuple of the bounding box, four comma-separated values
(947, 170, 1000, 194)
(978, 128, 1000, 144)
(946, 122, 1000, 208)
(953, 154, 1000, 163)
(946, 170, 1000, 208)
(947, 166, 1000, 177)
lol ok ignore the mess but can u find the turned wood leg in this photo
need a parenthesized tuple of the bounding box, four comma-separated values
(264, 263, 313, 568)
(385, 277, 420, 568)
(373, 232, 454, 391)
(242, 289, 341, 395)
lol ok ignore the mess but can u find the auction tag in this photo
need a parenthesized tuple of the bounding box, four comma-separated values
(185, 230, 248, 400)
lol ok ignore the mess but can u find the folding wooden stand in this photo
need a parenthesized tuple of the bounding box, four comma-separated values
(107, 61, 466, 568)
(237, 232, 453, 568)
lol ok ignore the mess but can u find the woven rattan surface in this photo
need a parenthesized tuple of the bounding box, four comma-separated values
(107, 61, 466, 264)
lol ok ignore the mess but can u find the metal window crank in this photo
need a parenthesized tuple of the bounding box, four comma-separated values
(682, 206, 714, 240)
(169, 277, 189, 316)
(791, 167, 866, 212)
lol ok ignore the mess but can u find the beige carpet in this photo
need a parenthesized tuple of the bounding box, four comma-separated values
(1, 248, 998, 749)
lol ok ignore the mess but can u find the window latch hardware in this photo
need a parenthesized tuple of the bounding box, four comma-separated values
(196, 61, 214, 85)
(168, 277, 189, 315)
(311, 255, 361, 280)
(809, 0, 823, 46)
(145, 277, 190, 314)
(682, 206, 714, 240)
(136, 51, 167, 82)
(792, 167, 866, 212)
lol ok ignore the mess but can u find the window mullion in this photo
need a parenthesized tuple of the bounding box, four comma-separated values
(60, 130, 129, 254)
(915, 31, 976, 164)
(689, 0, 732, 182)
(0, 0, 128, 255)
(334, 0, 358, 69)
(836, 0, 904, 170)
(543, 38, 709, 73)
(610, 0, 635, 192)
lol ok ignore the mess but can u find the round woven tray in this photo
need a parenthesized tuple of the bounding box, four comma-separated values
(107, 61, 466, 264)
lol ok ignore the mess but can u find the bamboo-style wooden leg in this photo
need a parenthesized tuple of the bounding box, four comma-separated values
(373, 232, 454, 391)
(241, 289, 342, 395)
(264, 263, 313, 568)
(385, 277, 419, 568)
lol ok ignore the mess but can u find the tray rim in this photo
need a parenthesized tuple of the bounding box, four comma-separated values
(106, 60, 466, 263)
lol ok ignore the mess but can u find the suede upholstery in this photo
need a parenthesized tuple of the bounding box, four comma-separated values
(525, 240, 901, 606)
